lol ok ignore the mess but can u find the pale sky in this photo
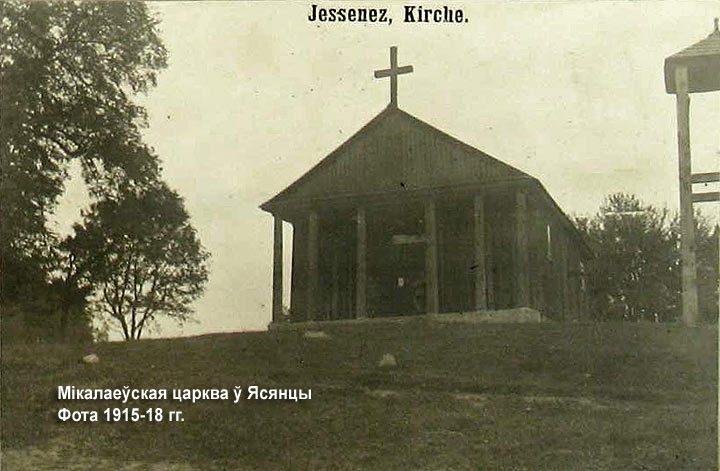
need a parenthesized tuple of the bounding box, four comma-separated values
(54, 1, 720, 338)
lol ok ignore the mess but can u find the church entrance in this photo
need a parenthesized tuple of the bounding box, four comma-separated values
(367, 203, 426, 317)
(390, 238, 425, 315)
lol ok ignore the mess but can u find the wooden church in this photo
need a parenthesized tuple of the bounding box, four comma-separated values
(261, 47, 592, 324)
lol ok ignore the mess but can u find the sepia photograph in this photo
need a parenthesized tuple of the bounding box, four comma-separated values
(1, 1, 718, 469)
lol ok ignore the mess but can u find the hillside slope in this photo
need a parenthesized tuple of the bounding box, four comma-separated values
(2, 321, 717, 470)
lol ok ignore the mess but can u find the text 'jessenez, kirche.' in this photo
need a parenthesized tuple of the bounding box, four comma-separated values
(307, 5, 468, 24)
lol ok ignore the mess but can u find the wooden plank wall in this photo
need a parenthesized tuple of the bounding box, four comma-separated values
(281, 112, 526, 202)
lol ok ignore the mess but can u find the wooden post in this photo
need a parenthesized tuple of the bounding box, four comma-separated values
(356, 207, 367, 318)
(675, 66, 699, 327)
(473, 195, 487, 310)
(515, 190, 530, 307)
(425, 200, 439, 314)
(331, 245, 339, 319)
(272, 215, 283, 323)
(533, 206, 545, 312)
(559, 232, 569, 320)
(486, 219, 495, 309)
(307, 211, 319, 321)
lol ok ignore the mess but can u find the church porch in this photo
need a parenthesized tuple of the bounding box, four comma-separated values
(270, 183, 566, 323)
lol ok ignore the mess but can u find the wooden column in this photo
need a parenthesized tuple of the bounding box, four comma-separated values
(559, 232, 569, 320)
(307, 211, 319, 321)
(425, 200, 439, 314)
(473, 195, 487, 310)
(272, 216, 283, 323)
(675, 66, 699, 327)
(355, 207, 367, 318)
(331, 245, 339, 319)
(289, 221, 301, 318)
(515, 190, 530, 307)
(486, 220, 495, 309)
(532, 206, 545, 312)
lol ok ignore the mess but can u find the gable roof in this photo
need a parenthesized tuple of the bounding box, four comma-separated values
(260, 105, 592, 259)
(261, 105, 530, 210)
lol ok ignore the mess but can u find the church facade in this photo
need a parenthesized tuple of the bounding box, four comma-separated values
(261, 48, 592, 324)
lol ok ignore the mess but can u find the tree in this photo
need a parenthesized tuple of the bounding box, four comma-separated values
(579, 194, 679, 321)
(1, 1, 167, 305)
(579, 193, 718, 323)
(52, 244, 94, 340)
(65, 183, 210, 340)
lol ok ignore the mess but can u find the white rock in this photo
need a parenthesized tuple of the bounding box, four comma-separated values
(82, 353, 100, 364)
(378, 353, 397, 368)
(366, 389, 398, 398)
(303, 330, 328, 339)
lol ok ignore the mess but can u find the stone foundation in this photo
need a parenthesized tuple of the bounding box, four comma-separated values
(268, 307, 543, 331)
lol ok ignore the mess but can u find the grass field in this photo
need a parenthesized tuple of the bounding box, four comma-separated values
(1, 321, 717, 470)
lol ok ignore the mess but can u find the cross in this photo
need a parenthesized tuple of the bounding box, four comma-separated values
(374, 46, 413, 108)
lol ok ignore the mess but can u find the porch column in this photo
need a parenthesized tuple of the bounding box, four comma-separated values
(533, 206, 545, 312)
(559, 231, 569, 320)
(355, 207, 367, 318)
(515, 190, 530, 307)
(425, 200, 439, 314)
(272, 215, 283, 323)
(307, 211, 319, 320)
(473, 195, 487, 310)
(331, 246, 339, 319)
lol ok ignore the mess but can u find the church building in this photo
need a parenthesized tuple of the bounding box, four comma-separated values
(261, 47, 592, 324)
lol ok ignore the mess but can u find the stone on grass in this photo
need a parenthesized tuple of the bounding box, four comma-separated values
(378, 353, 397, 368)
(366, 389, 398, 398)
(82, 353, 100, 364)
(303, 330, 328, 339)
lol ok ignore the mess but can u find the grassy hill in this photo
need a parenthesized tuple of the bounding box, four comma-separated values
(1, 321, 717, 470)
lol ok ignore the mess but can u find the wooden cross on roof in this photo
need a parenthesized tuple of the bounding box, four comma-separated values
(374, 46, 413, 108)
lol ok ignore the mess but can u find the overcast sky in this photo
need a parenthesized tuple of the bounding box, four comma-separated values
(54, 1, 719, 338)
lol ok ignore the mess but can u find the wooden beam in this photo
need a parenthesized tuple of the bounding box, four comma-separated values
(424, 200, 439, 314)
(675, 66, 699, 327)
(374, 65, 414, 78)
(307, 211, 319, 321)
(272, 216, 283, 323)
(691, 172, 720, 184)
(692, 192, 720, 203)
(355, 208, 367, 318)
(515, 191, 530, 307)
(263, 177, 533, 216)
(473, 195, 487, 310)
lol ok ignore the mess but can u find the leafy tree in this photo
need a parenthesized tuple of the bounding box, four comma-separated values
(579, 194, 679, 321)
(1, 1, 167, 306)
(579, 193, 718, 323)
(65, 183, 210, 340)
